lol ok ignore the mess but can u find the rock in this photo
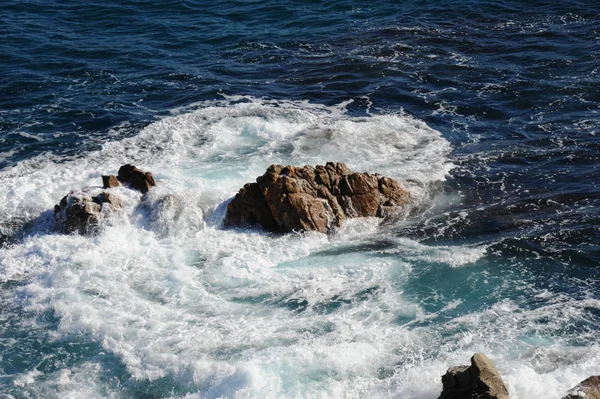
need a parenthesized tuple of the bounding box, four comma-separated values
(53, 164, 156, 235)
(563, 376, 600, 399)
(143, 193, 184, 236)
(223, 182, 279, 232)
(439, 353, 510, 399)
(54, 190, 122, 235)
(98, 192, 123, 209)
(102, 175, 120, 188)
(224, 162, 410, 233)
(117, 164, 156, 193)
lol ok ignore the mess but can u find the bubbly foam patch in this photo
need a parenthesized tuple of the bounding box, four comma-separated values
(0, 97, 451, 240)
(1, 98, 596, 398)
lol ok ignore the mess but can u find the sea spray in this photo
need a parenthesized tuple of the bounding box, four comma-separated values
(1, 99, 598, 398)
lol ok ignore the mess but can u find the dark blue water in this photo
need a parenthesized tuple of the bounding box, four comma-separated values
(4, 0, 599, 264)
(1, 1, 599, 398)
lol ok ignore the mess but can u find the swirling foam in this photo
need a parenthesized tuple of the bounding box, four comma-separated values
(2, 99, 594, 398)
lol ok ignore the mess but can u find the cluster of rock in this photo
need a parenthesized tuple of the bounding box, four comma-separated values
(439, 353, 599, 399)
(102, 164, 156, 193)
(53, 164, 155, 235)
(439, 353, 509, 399)
(53, 191, 123, 235)
(224, 162, 410, 233)
(55, 162, 410, 236)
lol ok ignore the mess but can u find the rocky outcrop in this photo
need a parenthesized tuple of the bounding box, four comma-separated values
(54, 191, 122, 235)
(439, 353, 510, 399)
(102, 175, 120, 189)
(224, 162, 410, 234)
(117, 164, 156, 193)
(563, 376, 600, 399)
(54, 164, 156, 235)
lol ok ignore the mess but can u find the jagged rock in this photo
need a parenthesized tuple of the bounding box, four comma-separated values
(224, 162, 410, 233)
(439, 353, 510, 399)
(117, 164, 156, 193)
(563, 376, 600, 399)
(53, 164, 157, 235)
(54, 190, 122, 235)
(102, 175, 120, 188)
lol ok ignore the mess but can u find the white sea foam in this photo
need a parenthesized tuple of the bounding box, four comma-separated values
(0, 98, 597, 398)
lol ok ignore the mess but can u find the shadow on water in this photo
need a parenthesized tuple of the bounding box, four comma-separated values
(0, 209, 57, 249)
(392, 237, 600, 343)
(230, 285, 381, 315)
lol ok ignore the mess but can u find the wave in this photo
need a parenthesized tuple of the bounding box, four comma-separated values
(1, 98, 596, 398)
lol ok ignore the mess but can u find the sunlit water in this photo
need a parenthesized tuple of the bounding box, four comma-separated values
(1, 1, 599, 398)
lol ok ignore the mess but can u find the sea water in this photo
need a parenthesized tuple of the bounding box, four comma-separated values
(1, 1, 599, 398)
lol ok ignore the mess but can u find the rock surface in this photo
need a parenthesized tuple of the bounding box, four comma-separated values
(439, 353, 510, 399)
(117, 164, 156, 193)
(54, 191, 122, 235)
(141, 192, 185, 236)
(224, 162, 410, 233)
(102, 175, 120, 189)
(54, 164, 155, 235)
(563, 376, 600, 399)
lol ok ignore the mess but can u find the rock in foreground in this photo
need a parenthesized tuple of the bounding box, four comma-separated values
(54, 191, 122, 235)
(563, 376, 600, 399)
(53, 164, 155, 235)
(439, 353, 510, 399)
(224, 162, 410, 233)
(102, 174, 120, 189)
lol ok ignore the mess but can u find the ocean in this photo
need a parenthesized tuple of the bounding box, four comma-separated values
(1, 1, 599, 398)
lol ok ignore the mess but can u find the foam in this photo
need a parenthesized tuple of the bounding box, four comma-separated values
(4, 224, 600, 397)
(2, 98, 597, 398)
(9, 361, 121, 399)
(0, 98, 452, 241)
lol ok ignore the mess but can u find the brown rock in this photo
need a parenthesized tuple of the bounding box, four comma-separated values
(102, 175, 120, 188)
(439, 353, 510, 399)
(54, 191, 123, 235)
(117, 164, 156, 193)
(96, 191, 123, 209)
(225, 182, 279, 231)
(563, 376, 600, 399)
(224, 163, 410, 233)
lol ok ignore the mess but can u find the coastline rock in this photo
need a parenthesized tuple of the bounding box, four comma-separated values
(563, 376, 600, 399)
(142, 192, 185, 236)
(54, 190, 123, 235)
(102, 175, 120, 189)
(439, 353, 510, 399)
(53, 164, 157, 235)
(117, 164, 156, 193)
(224, 162, 410, 233)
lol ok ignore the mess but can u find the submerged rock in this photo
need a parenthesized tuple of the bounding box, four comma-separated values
(117, 164, 156, 193)
(224, 162, 410, 233)
(141, 192, 185, 236)
(563, 376, 600, 399)
(439, 353, 510, 399)
(54, 190, 123, 235)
